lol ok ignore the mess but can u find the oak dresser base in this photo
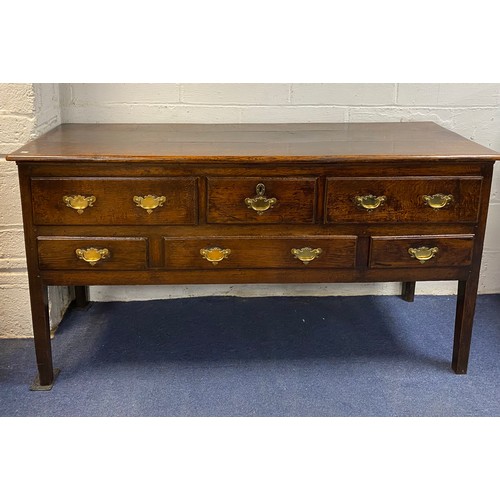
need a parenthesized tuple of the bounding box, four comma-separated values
(7, 122, 498, 389)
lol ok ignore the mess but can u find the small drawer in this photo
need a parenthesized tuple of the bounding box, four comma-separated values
(164, 236, 357, 269)
(206, 177, 317, 224)
(369, 235, 475, 269)
(31, 177, 198, 225)
(37, 237, 148, 270)
(325, 176, 482, 223)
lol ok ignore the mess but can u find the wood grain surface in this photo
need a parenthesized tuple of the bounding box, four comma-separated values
(7, 122, 500, 163)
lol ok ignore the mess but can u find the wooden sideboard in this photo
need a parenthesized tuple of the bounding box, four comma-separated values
(7, 122, 499, 389)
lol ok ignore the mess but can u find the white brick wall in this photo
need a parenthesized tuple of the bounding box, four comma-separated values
(181, 83, 290, 105)
(34, 83, 62, 134)
(291, 83, 396, 105)
(396, 83, 500, 107)
(2, 83, 500, 335)
(0, 83, 69, 338)
(0, 84, 34, 116)
(0, 83, 34, 338)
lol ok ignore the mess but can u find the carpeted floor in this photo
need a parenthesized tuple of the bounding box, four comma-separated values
(1, 294, 499, 416)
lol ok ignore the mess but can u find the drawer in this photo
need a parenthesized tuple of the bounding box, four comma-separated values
(37, 237, 148, 270)
(325, 176, 482, 223)
(31, 177, 198, 225)
(164, 236, 357, 269)
(206, 177, 317, 224)
(369, 235, 474, 269)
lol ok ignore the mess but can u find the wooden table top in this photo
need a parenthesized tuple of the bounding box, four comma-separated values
(7, 122, 500, 163)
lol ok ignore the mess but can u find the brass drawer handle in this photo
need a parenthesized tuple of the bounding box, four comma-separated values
(200, 246, 231, 265)
(355, 194, 386, 211)
(133, 195, 167, 214)
(245, 183, 277, 214)
(76, 247, 110, 266)
(291, 247, 322, 265)
(408, 246, 438, 263)
(63, 195, 96, 214)
(423, 193, 454, 209)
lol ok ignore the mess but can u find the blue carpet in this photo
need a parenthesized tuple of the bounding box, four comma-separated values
(1, 295, 499, 416)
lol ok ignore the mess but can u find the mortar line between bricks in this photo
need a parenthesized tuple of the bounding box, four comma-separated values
(72, 103, 500, 110)
(0, 112, 36, 119)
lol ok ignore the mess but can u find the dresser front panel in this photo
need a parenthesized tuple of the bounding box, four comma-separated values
(31, 177, 198, 225)
(164, 235, 357, 270)
(325, 176, 483, 223)
(37, 236, 149, 270)
(26, 165, 490, 283)
(368, 235, 475, 269)
(206, 177, 317, 224)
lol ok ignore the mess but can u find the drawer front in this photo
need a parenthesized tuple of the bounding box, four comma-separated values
(369, 235, 474, 269)
(325, 176, 482, 223)
(164, 236, 357, 269)
(31, 177, 198, 225)
(207, 177, 317, 224)
(37, 237, 148, 270)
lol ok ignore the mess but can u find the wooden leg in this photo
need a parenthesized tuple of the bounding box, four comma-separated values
(73, 286, 90, 308)
(452, 276, 480, 374)
(28, 277, 56, 389)
(401, 281, 416, 302)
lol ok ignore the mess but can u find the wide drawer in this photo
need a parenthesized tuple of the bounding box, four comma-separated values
(37, 237, 148, 270)
(369, 235, 475, 269)
(164, 236, 357, 269)
(325, 176, 482, 223)
(206, 177, 317, 224)
(31, 177, 198, 225)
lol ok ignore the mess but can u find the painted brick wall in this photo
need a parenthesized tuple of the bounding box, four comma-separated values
(0, 84, 34, 338)
(60, 83, 500, 301)
(0, 83, 70, 338)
